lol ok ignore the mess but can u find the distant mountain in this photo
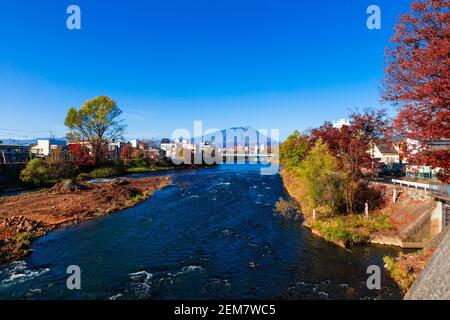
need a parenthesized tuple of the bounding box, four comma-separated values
(192, 126, 275, 148)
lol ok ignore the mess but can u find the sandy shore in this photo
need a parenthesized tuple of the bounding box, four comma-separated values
(0, 176, 171, 264)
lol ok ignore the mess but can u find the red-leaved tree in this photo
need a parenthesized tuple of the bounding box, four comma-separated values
(310, 109, 391, 213)
(68, 144, 95, 168)
(383, 0, 450, 182)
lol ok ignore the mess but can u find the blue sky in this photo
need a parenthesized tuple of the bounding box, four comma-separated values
(0, 0, 412, 140)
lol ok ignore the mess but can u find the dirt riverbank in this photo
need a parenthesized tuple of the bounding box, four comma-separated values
(0, 176, 170, 264)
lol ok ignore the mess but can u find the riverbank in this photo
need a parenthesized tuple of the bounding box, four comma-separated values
(281, 169, 439, 249)
(281, 169, 395, 248)
(0, 176, 171, 264)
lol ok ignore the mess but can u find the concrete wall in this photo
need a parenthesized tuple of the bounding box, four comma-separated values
(405, 226, 450, 300)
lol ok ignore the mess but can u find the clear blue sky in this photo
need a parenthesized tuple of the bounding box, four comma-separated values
(0, 0, 412, 141)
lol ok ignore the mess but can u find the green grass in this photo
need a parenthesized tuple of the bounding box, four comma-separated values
(84, 167, 125, 179)
(311, 214, 394, 246)
(126, 166, 176, 173)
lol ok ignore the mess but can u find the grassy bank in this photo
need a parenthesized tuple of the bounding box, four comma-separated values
(310, 214, 394, 247)
(281, 169, 395, 247)
(126, 166, 177, 174)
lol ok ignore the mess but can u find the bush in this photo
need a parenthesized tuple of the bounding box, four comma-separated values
(20, 159, 49, 187)
(384, 248, 434, 293)
(45, 149, 79, 180)
(17, 232, 35, 242)
(274, 197, 301, 220)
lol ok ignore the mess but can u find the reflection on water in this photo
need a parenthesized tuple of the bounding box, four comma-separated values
(0, 164, 402, 300)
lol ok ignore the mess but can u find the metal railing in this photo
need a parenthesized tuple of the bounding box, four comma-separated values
(392, 179, 450, 197)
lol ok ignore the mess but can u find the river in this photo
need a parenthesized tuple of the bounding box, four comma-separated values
(0, 164, 402, 299)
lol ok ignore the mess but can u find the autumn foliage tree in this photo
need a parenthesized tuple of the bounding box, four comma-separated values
(383, 0, 450, 182)
(310, 109, 390, 213)
(68, 144, 95, 168)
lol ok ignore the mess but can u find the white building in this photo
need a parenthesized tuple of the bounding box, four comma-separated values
(129, 139, 140, 148)
(333, 119, 350, 129)
(31, 139, 66, 157)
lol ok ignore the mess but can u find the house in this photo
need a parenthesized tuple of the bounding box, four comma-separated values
(160, 138, 176, 158)
(405, 139, 450, 180)
(0, 142, 30, 163)
(369, 143, 401, 164)
(31, 139, 66, 157)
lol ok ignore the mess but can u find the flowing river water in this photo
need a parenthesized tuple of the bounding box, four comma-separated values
(0, 164, 402, 299)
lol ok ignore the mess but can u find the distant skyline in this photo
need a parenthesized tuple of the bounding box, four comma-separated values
(0, 0, 412, 140)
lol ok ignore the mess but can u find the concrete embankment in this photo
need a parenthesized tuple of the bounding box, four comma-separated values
(404, 226, 450, 300)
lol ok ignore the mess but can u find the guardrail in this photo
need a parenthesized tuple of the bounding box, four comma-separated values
(392, 179, 439, 191)
(392, 179, 450, 197)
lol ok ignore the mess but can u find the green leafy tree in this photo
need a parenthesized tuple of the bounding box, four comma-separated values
(65, 96, 126, 163)
(296, 139, 345, 214)
(20, 158, 49, 187)
(280, 130, 310, 168)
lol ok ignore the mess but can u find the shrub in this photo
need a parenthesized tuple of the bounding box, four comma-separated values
(383, 255, 416, 293)
(45, 150, 79, 180)
(384, 248, 434, 293)
(17, 232, 35, 242)
(274, 197, 301, 220)
(20, 158, 49, 187)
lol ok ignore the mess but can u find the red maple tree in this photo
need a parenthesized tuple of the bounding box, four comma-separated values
(383, 0, 450, 182)
(68, 144, 95, 168)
